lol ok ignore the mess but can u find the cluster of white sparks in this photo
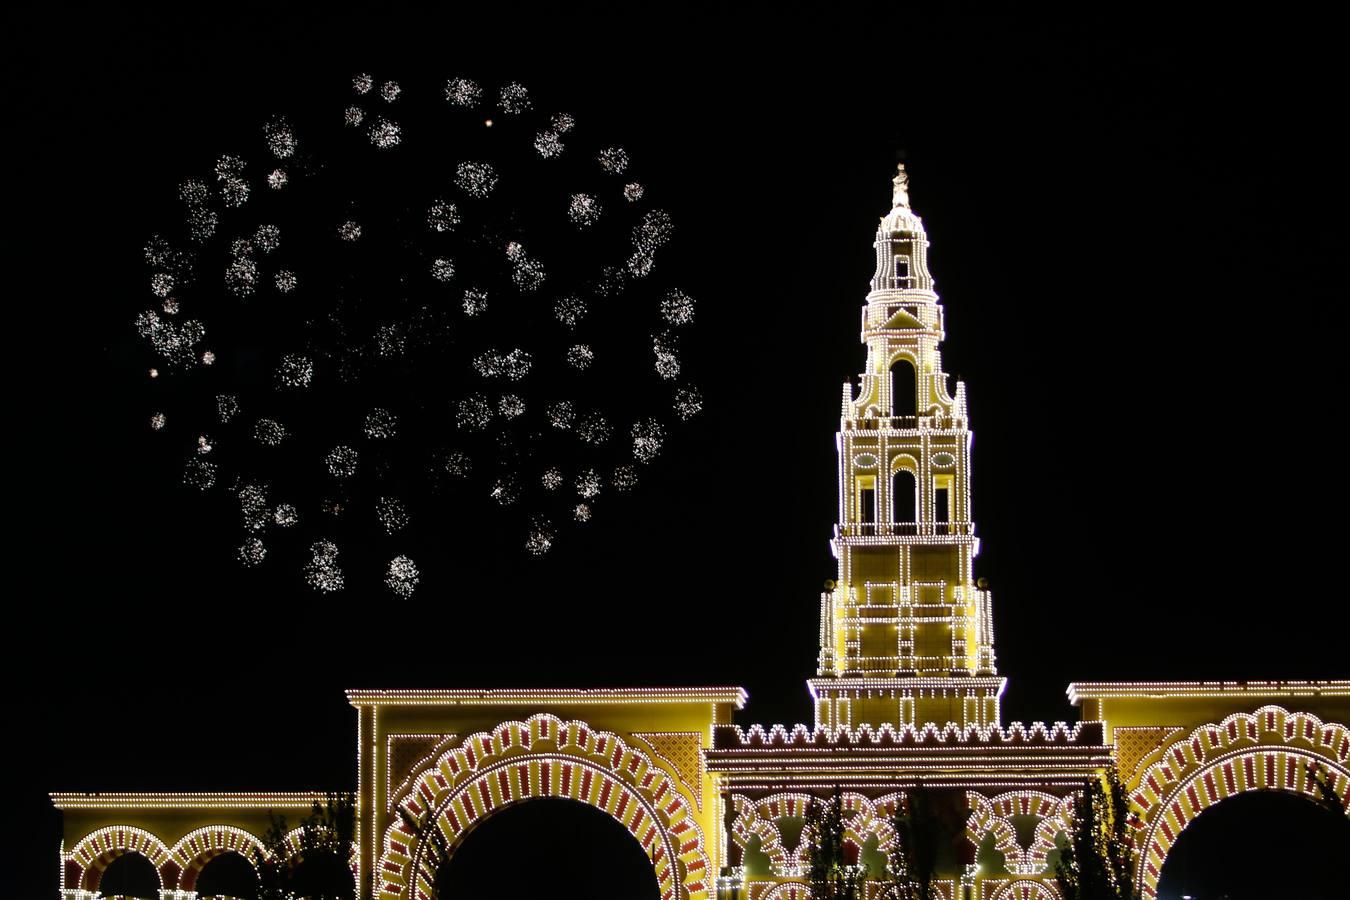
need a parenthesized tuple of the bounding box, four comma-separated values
(306, 540, 345, 592)
(455, 161, 498, 198)
(363, 408, 398, 439)
(385, 555, 419, 598)
(325, 445, 359, 479)
(376, 496, 409, 534)
(598, 147, 630, 175)
(462, 287, 488, 317)
(505, 241, 546, 292)
(568, 193, 602, 228)
(254, 418, 286, 446)
(472, 348, 533, 381)
(276, 353, 314, 389)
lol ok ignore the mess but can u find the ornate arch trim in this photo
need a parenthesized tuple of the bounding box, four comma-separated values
(171, 825, 265, 890)
(966, 791, 1072, 876)
(988, 880, 1060, 900)
(69, 825, 172, 891)
(1131, 705, 1350, 899)
(377, 714, 710, 900)
(761, 884, 812, 900)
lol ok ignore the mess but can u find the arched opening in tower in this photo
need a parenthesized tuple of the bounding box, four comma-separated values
(890, 359, 917, 417)
(892, 469, 917, 522)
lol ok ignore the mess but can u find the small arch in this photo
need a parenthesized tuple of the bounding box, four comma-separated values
(989, 881, 1060, 900)
(172, 825, 266, 892)
(96, 851, 161, 899)
(69, 826, 172, 893)
(194, 850, 260, 899)
(761, 884, 812, 900)
(889, 358, 917, 417)
(891, 469, 917, 522)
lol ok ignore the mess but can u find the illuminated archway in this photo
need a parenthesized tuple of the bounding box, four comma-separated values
(988, 880, 1059, 900)
(171, 825, 265, 892)
(761, 883, 812, 900)
(727, 792, 897, 877)
(1130, 706, 1350, 899)
(966, 791, 1072, 876)
(68, 826, 172, 893)
(377, 714, 710, 900)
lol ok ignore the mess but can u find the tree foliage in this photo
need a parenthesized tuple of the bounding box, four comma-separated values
(1307, 762, 1347, 817)
(1055, 770, 1138, 900)
(398, 801, 455, 898)
(255, 792, 358, 900)
(882, 785, 946, 900)
(804, 789, 868, 900)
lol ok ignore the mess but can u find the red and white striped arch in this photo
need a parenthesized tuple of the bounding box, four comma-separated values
(171, 825, 265, 891)
(67, 825, 172, 892)
(1131, 705, 1350, 899)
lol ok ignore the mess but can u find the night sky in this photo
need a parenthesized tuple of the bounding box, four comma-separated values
(11, 9, 1348, 898)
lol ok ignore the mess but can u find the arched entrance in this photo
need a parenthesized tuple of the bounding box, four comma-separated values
(377, 714, 711, 900)
(1129, 706, 1350, 899)
(68, 826, 172, 894)
(436, 797, 661, 899)
(172, 825, 265, 894)
(95, 851, 161, 898)
(1157, 790, 1350, 898)
(193, 850, 260, 898)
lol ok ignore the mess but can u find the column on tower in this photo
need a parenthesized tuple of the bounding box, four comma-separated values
(809, 165, 1005, 733)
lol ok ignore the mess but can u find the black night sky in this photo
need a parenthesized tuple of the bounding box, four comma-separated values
(10, 8, 1349, 898)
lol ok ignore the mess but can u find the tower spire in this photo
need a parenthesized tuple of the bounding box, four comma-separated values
(891, 162, 911, 209)
(810, 164, 1004, 732)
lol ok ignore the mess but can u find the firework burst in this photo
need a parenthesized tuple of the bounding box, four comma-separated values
(134, 73, 703, 595)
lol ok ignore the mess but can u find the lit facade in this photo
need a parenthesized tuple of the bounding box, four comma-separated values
(52, 166, 1350, 900)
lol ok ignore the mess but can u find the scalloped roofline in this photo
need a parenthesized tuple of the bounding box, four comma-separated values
(711, 719, 1105, 748)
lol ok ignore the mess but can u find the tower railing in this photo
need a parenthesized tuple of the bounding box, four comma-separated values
(843, 415, 964, 431)
(836, 522, 974, 537)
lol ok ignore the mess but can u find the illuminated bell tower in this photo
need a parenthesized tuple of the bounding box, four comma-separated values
(809, 164, 1005, 731)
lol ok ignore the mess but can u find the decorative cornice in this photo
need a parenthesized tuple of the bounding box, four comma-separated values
(345, 686, 747, 707)
(50, 792, 334, 810)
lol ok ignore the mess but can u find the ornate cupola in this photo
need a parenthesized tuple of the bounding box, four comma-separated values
(870, 164, 936, 294)
(809, 164, 1004, 731)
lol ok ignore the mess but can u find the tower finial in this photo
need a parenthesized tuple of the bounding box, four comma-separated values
(891, 162, 910, 209)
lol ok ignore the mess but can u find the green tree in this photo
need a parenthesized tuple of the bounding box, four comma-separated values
(1307, 762, 1347, 817)
(1055, 770, 1138, 900)
(256, 811, 292, 900)
(397, 802, 454, 898)
(804, 789, 868, 900)
(882, 785, 945, 900)
(255, 792, 358, 900)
